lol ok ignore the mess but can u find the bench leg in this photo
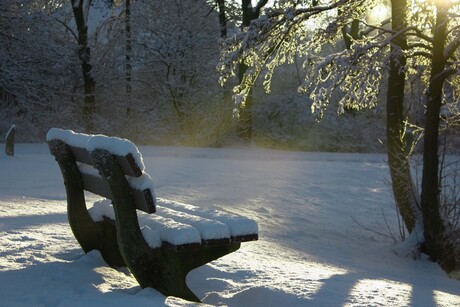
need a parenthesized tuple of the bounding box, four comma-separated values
(96, 215, 241, 301)
(126, 243, 241, 302)
(49, 140, 125, 267)
(92, 219, 126, 267)
(90, 148, 242, 301)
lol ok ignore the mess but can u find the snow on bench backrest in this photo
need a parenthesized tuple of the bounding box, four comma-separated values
(46, 128, 156, 213)
(47, 128, 144, 176)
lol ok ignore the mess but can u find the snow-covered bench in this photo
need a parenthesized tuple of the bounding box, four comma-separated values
(46, 128, 258, 302)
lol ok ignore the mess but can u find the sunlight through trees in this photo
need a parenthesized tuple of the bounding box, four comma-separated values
(219, 0, 460, 275)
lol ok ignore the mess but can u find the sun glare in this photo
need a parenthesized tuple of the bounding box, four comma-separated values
(369, 3, 391, 23)
(346, 279, 412, 306)
(415, 0, 456, 7)
(434, 290, 460, 306)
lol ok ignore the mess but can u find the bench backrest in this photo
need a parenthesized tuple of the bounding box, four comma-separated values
(47, 128, 156, 214)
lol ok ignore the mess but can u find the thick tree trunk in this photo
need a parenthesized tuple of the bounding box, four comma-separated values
(72, 0, 96, 132)
(386, 0, 420, 233)
(421, 3, 457, 272)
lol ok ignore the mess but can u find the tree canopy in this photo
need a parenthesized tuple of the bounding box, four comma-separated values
(219, 0, 460, 119)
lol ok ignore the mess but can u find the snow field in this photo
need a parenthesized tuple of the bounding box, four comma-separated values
(0, 144, 459, 306)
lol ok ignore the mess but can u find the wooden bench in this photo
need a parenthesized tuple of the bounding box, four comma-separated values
(46, 128, 258, 302)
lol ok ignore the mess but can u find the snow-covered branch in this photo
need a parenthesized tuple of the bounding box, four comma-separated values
(219, 0, 373, 115)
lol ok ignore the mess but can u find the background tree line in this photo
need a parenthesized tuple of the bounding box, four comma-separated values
(1, 0, 390, 151)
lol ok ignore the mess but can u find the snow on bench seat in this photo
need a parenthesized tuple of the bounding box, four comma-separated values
(88, 198, 258, 250)
(89, 200, 202, 250)
(158, 198, 258, 242)
(155, 206, 231, 245)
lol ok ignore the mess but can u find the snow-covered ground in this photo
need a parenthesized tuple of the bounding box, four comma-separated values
(0, 143, 459, 306)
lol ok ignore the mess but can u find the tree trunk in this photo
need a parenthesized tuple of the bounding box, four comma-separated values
(237, 0, 254, 141)
(237, 0, 268, 142)
(125, 0, 132, 115)
(237, 62, 253, 141)
(216, 0, 227, 38)
(386, 0, 420, 233)
(4, 124, 15, 156)
(421, 3, 457, 272)
(216, 0, 234, 144)
(71, 0, 96, 132)
(342, 19, 360, 50)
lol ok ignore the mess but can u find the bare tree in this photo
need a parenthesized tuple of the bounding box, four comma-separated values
(71, 0, 96, 132)
(237, 0, 269, 141)
(0, 0, 78, 139)
(421, 0, 458, 272)
(386, 0, 420, 234)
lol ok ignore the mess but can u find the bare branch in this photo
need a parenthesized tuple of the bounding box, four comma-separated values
(433, 66, 457, 83)
(406, 27, 433, 44)
(445, 40, 460, 61)
(407, 42, 432, 51)
(351, 215, 396, 242)
(359, 18, 392, 37)
(55, 18, 78, 42)
(407, 51, 433, 59)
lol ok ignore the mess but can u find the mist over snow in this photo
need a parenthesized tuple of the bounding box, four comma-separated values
(0, 144, 459, 306)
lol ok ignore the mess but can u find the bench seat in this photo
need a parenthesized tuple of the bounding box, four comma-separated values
(88, 198, 258, 250)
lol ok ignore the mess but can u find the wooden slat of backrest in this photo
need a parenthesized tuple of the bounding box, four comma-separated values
(70, 145, 92, 165)
(117, 153, 142, 177)
(80, 172, 156, 213)
(80, 172, 113, 199)
(131, 188, 156, 214)
(68, 145, 142, 177)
